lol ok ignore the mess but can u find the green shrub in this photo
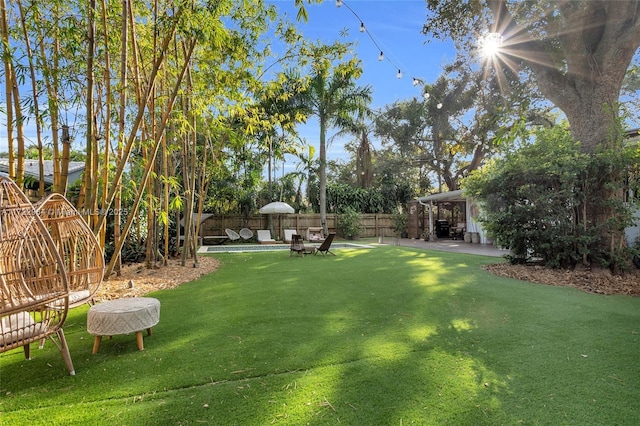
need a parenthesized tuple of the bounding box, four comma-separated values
(464, 124, 636, 269)
(337, 206, 363, 239)
(392, 209, 408, 237)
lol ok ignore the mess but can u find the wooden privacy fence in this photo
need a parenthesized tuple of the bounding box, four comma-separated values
(195, 213, 398, 240)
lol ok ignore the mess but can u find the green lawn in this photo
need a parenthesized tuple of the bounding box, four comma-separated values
(1, 245, 639, 425)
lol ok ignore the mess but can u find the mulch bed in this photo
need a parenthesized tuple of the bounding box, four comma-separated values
(484, 263, 640, 296)
(95, 257, 220, 302)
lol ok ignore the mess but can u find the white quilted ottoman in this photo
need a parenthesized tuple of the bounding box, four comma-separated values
(87, 297, 160, 354)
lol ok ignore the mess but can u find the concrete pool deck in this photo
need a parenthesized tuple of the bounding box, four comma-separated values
(197, 237, 508, 257)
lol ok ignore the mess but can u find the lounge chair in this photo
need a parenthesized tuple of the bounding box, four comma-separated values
(306, 227, 323, 242)
(283, 229, 298, 243)
(314, 233, 336, 256)
(239, 228, 254, 241)
(225, 228, 241, 242)
(289, 234, 306, 257)
(257, 229, 276, 244)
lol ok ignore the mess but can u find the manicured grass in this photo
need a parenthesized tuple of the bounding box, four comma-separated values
(1, 245, 639, 425)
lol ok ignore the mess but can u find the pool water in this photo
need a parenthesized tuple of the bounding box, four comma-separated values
(197, 242, 374, 253)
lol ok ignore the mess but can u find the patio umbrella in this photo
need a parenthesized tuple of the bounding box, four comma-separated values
(258, 202, 295, 214)
(259, 202, 295, 239)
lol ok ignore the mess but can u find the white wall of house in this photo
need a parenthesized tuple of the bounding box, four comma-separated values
(626, 207, 640, 246)
(465, 201, 491, 244)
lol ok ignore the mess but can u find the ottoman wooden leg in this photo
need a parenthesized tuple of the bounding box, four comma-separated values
(136, 331, 144, 350)
(92, 336, 102, 354)
(147, 327, 153, 336)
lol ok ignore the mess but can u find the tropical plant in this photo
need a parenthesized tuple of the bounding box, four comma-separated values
(464, 124, 638, 270)
(392, 209, 408, 238)
(337, 206, 362, 239)
(296, 42, 372, 235)
(0, 0, 313, 272)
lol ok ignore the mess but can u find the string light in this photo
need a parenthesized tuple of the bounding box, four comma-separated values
(335, 0, 444, 107)
(337, 0, 402, 80)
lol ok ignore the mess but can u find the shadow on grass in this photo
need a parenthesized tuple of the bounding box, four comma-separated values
(1, 246, 639, 424)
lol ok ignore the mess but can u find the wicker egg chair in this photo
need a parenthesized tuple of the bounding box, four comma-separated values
(0, 176, 75, 375)
(35, 193, 104, 308)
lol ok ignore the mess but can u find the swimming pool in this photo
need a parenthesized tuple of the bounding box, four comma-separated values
(197, 242, 374, 253)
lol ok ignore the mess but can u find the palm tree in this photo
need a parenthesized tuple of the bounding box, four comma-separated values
(331, 107, 376, 189)
(299, 56, 372, 235)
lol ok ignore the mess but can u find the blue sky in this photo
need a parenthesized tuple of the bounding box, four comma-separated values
(270, 0, 455, 109)
(268, 0, 457, 172)
(0, 1, 457, 171)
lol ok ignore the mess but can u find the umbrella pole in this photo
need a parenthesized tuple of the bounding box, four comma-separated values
(267, 215, 274, 238)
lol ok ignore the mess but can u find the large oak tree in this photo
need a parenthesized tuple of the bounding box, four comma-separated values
(424, 0, 640, 268)
(424, 1, 640, 153)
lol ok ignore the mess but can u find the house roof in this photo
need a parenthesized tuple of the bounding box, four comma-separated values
(626, 128, 640, 143)
(180, 213, 214, 227)
(0, 159, 85, 186)
(416, 189, 465, 203)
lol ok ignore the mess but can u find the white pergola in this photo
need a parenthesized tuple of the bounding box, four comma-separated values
(416, 190, 466, 239)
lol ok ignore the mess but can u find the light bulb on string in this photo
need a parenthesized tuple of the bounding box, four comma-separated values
(337, 0, 443, 98)
(423, 92, 430, 100)
(437, 103, 443, 109)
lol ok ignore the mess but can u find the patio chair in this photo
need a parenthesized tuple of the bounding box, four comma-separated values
(314, 233, 336, 256)
(225, 228, 241, 242)
(257, 229, 276, 244)
(239, 228, 253, 241)
(35, 193, 104, 308)
(0, 176, 75, 375)
(283, 229, 297, 243)
(289, 234, 306, 257)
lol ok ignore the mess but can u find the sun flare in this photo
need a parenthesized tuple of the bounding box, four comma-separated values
(478, 32, 504, 58)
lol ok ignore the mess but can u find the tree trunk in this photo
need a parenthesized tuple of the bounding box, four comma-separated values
(104, 39, 195, 279)
(0, 0, 14, 180)
(99, 0, 112, 229)
(319, 112, 328, 236)
(37, 13, 63, 193)
(17, 0, 46, 196)
(60, 126, 71, 193)
(83, 0, 96, 215)
(95, 7, 183, 235)
(162, 129, 169, 266)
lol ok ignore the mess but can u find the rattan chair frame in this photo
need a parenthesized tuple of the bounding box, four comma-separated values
(35, 193, 104, 308)
(0, 177, 75, 375)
